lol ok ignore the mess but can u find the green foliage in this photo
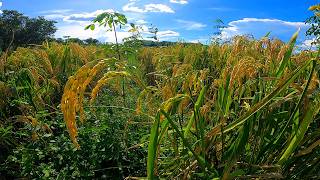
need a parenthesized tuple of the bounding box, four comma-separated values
(0, 10, 57, 51)
(85, 12, 127, 31)
(306, 4, 320, 46)
(3, 94, 148, 179)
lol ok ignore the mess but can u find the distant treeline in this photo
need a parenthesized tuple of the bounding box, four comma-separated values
(56, 37, 198, 47)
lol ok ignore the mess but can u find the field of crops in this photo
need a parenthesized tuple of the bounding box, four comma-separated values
(0, 4, 320, 179)
(0, 29, 319, 179)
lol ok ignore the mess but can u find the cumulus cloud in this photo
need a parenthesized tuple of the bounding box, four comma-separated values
(298, 38, 316, 50)
(157, 30, 179, 37)
(142, 29, 180, 41)
(39, 9, 73, 14)
(43, 9, 179, 42)
(43, 9, 127, 42)
(122, 1, 174, 13)
(170, 0, 188, 5)
(44, 9, 115, 23)
(220, 18, 310, 41)
(176, 19, 207, 30)
(55, 24, 133, 43)
(151, 30, 180, 41)
(135, 19, 148, 24)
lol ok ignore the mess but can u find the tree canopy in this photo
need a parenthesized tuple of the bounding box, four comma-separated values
(306, 4, 320, 45)
(0, 10, 57, 51)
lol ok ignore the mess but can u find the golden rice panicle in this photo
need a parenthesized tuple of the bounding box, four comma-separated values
(161, 81, 175, 100)
(33, 49, 53, 75)
(146, 91, 159, 115)
(199, 68, 209, 82)
(172, 63, 192, 77)
(15, 115, 39, 126)
(77, 61, 106, 122)
(69, 43, 89, 64)
(136, 89, 146, 114)
(182, 72, 195, 93)
(135, 86, 157, 115)
(61, 76, 79, 148)
(90, 71, 131, 104)
(228, 57, 262, 88)
(160, 94, 188, 121)
(188, 69, 209, 96)
(32, 132, 39, 141)
(14, 116, 53, 142)
(308, 72, 320, 93)
(200, 100, 214, 120)
(90, 77, 111, 104)
(269, 39, 284, 59)
(178, 97, 190, 113)
(61, 60, 100, 148)
(276, 44, 289, 63)
(292, 51, 313, 66)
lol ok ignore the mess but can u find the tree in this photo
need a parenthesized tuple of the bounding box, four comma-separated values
(84, 38, 99, 45)
(148, 24, 159, 41)
(211, 19, 228, 44)
(0, 10, 57, 51)
(85, 12, 127, 60)
(306, 4, 320, 46)
(68, 38, 85, 45)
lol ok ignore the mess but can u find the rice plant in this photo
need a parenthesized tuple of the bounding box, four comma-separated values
(59, 25, 320, 179)
(1, 7, 319, 178)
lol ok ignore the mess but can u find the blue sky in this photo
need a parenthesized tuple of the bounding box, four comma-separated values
(0, 0, 317, 47)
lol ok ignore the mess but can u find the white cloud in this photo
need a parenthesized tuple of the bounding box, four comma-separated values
(298, 38, 316, 50)
(189, 40, 200, 43)
(44, 8, 179, 43)
(122, 2, 174, 13)
(170, 0, 188, 5)
(145, 4, 174, 13)
(65, 9, 114, 22)
(220, 18, 310, 41)
(43, 9, 179, 43)
(44, 14, 67, 20)
(142, 29, 180, 41)
(176, 19, 207, 30)
(0, 1, 3, 14)
(40, 9, 73, 14)
(135, 19, 148, 24)
(55, 24, 133, 43)
(56, 24, 179, 42)
(123, 2, 144, 13)
(43, 9, 127, 42)
(157, 30, 180, 37)
(43, 9, 117, 25)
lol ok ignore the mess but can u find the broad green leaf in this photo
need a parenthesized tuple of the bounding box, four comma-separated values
(275, 29, 299, 78)
(147, 113, 160, 180)
(278, 101, 318, 164)
(221, 59, 312, 134)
